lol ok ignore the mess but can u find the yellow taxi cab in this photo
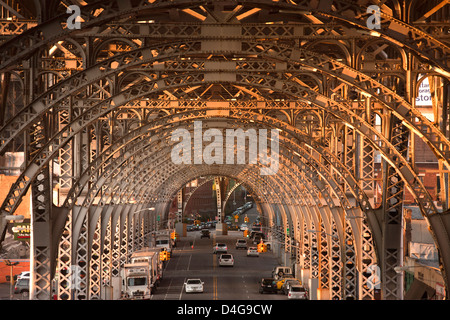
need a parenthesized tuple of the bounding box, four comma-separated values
(275, 276, 297, 291)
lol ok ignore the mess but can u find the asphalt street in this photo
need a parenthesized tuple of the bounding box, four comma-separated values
(151, 228, 286, 300)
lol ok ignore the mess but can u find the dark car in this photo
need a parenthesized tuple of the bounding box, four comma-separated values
(200, 230, 210, 239)
(259, 278, 277, 294)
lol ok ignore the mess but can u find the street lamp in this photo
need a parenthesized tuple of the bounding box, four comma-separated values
(394, 265, 422, 273)
(134, 207, 155, 214)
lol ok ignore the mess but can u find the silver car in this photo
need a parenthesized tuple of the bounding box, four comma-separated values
(288, 285, 308, 300)
(247, 247, 259, 257)
(213, 243, 227, 253)
(14, 278, 29, 294)
(236, 239, 247, 249)
(218, 254, 234, 267)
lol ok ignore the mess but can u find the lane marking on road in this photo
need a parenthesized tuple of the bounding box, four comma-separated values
(164, 278, 173, 300)
(179, 277, 186, 300)
(187, 253, 192, 271)
(213, 275, 218, 300)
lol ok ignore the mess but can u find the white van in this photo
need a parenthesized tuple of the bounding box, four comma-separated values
(272, 266, 293, 280)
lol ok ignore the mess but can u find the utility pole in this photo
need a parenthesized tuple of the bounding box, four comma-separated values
(4, 259, 19, 300)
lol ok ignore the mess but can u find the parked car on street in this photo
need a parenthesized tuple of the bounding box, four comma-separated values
(259, 278, 277, 294)
(14, 278, 29, 294)
(17, 271, 30, 280)
(275, 276, 296, 291)
(281, 279, 302, 294)
(287, 285, 308, 300)
(272, 266, 293, 280)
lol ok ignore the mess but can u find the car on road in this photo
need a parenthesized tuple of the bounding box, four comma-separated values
(259, 278, 277, 294)
(275, 276, 296, 291)
(247, 247, 259, 257)
(17, 271, 30, 280)
(281, 279, 302, 294)
(201, 230, 211, 239)
(235, 239, 247, 250)
(213, 243, 228, 254)
(250, 231, 265, 244)
(218, 254, 234, 267)
(239, 224, 249, 231)
(272, 266, 293, 280)
(14, 278, 29, 294)
(287, 285, 308, 300)
(184, 279, 204, 293)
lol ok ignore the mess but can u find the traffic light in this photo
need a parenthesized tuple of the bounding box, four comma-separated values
(159, 250, 170, 261)
(244, 216, 249, 223)
(257, 241, 267, 253)
(171, 231, 178, 241)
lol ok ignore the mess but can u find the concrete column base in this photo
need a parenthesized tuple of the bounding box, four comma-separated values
(308, 278, 319, 300)
(300, 268, 310, 287)
(175, 222, 186, 237)
(318, 288, 330, 300)
(215, 222, 228, 235)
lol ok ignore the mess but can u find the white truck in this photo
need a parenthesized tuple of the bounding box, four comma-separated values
(122, 249, 162, 300)
(153, 230, 173, 254)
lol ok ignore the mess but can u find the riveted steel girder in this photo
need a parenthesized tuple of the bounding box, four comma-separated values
(2, 0, 450, 300)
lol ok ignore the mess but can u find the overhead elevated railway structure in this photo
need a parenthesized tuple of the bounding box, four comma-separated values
(0, 0, 449, 300)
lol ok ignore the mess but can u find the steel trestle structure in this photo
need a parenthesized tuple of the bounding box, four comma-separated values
(0, 0, 449, 300)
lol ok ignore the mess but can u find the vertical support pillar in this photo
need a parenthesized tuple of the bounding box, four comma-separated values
(133, 211, 140, 250)
(128, 210, 135, 260)
(101, 207, 112, 293)
(89, 211, 101, 300)
(215, 177, 222, 222)
(380, 116, 408, 300)
(343, 218, 358, 300)
(177, 189, 183, 223)
(120, 206, 130, 266)
(319, 212, 330, 300)
(215, 177, 227, 235)
(438, 79, 449, 211)
(293, 205, 303, 278)
(139, 212, 145, 250)
(111, 209, 122, 279)
(30, 165, 53, 300)
(361, 217, 378, 300)
(310, 221, 320, 282)
(75, 214, 88, 300)
(301, 208, 311, 285)
(330, 218, 342, 300)
(57, 208, 72, 300)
